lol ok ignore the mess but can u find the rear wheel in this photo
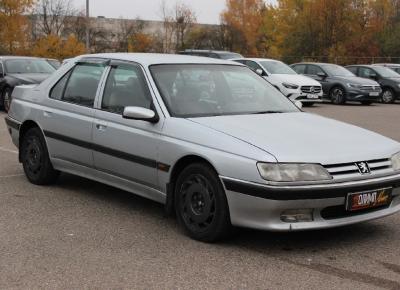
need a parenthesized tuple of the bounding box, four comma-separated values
(174, 163, 231, 242)
(382, 88, 395, 103)
(330, 86, 346, 105)
(21, 127, 59, 185)
(2, 87, 12, 112)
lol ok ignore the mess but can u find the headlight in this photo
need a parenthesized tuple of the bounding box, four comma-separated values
(282, 82, 299, 89)
(257, 163, 332, 182)
(347, 83, 362, 89)
(392, 152, 400, 171)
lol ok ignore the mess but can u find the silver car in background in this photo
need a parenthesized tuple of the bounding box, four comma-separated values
(5, 53, 400, 242)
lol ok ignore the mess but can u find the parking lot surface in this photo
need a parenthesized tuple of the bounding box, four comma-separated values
(1, 103, 400, 289)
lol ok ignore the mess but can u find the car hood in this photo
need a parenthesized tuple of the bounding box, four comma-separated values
(189, 112, 400, 164)
(387, 77, 400, 82)
(333, 76, 379, 85)
(7, 73, 51, 84)
(268, 74, 321, 86)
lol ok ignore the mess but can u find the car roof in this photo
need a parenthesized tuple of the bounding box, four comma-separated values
(291, 62, 336, 66)
(181, 50, 240, 55)
(231, 57, 282, 62)
(372, 63, 400, 67)
(0, 56, 47, 61)
(76, 53, 242, 67)
(346, 64, 375, 68)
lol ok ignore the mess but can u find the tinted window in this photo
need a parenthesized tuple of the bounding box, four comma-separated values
(62, 64, 105, 107)
(102, 64, 152, 114)
(246, 61, 263, 71)
(359, 67, 375, 78)
(50, 70, 71, 100)
(292, 64, 306, 74)
(307, 65, 324, 75)
(4, 59, 55, 74)
(150, 64, 298, 118)
(371, 66, 399, 78)
(321, 64, 354, 77)
(346, 66, 358, 74)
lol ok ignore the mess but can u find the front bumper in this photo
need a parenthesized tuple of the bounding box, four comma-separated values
(346, 90, 382, 101)
(287, 92, 323, 103)
(221, 174, 400, 231)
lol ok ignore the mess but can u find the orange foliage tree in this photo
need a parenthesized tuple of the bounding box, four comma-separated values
(32, 34, 85, 59)
(0, 0, 35, 54)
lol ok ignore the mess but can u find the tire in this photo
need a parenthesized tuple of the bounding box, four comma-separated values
(2, 87, 12, 113)
(174, 163, 231, 242)
(330, 86, 346, 105)
(381, 88, 395, 104)
(20, 127, 59, 185)
(302, 102, 314, 107)
(361, 101, 372, 105)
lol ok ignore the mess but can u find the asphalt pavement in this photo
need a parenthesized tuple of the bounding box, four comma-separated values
(1, 103, 400, 289)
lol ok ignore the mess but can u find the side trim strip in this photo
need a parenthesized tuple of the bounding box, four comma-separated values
(222, 177, 400, 201)
(44, 130, 168, 171)
(4, 117, 21, 131)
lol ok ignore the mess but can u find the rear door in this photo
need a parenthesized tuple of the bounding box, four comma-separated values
(42, 59, 107, 167)
(92, 60, 163, 189)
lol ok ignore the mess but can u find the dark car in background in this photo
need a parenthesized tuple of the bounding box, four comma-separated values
(179, 49, 243, 60)
(372, 63, 400, 74)
(0, 56, 56, 112)
(346, 64, 400, 103)
(291, 62, 381, 105)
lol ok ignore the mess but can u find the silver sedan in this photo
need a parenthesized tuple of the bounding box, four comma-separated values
(5, 53, 400, 242)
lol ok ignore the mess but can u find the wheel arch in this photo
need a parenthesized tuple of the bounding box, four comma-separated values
(165, 154, 219, 215)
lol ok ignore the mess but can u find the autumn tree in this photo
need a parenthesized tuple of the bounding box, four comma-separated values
(32, 34, 85, 59)
(0, 0, 35, 54)
(221, 0, 265, 56)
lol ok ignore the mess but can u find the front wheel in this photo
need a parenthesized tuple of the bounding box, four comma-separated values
(382, 88, 395, 103)
(174, 163, 231, 242)
(330, 87, 346, 105)
(21, 127, 59, 185)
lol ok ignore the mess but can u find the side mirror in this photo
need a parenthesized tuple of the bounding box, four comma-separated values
(294, 100, 303, 109)
(256, 68, 266, 76)
(123, 106, 159, 123)
(317, 72, 327, 78)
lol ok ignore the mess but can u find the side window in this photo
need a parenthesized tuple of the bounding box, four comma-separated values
(292, 64, 306, 74)
(0, 62, 3, 75)
(246, 61, 263, 72)
(62, 64, 105, 107)
(347, 66, 358, 75)
(101, 64, 152, 114)
(307, 65, 324, 75)
(50, 70, 71, 100)
(359, 67, 374, 78)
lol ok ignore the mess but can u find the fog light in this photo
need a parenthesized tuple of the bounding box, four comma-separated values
(280, 209, 314, 223)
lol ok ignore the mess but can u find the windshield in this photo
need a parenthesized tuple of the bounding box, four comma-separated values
(372, 66, 400, 78)
(150, 64, 299, 118)
(321, 64, 354, 77)
(4, 59, 55, 74)
(260, 60, 297, 75)
(218, 53, 243, 60)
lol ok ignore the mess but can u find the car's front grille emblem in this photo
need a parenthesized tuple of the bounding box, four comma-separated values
(355, 162, 371, 174)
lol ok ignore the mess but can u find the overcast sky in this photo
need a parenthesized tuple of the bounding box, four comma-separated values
(71, 0, 228, 24)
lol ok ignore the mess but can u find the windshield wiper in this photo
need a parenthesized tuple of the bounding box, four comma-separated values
(251, 110, 285, 114)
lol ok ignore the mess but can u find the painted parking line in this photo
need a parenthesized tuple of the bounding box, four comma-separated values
(0, 146, 18, 154)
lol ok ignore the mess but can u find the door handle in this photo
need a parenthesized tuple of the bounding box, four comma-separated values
(95, 123, 107, 131)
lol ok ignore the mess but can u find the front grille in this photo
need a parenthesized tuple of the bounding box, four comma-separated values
(323, 158, 393, 180)
(301, 86, 322, 94)
(360, 85, 381, 92)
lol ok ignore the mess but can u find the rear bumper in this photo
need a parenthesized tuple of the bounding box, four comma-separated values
(221, 174, 400, 231)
